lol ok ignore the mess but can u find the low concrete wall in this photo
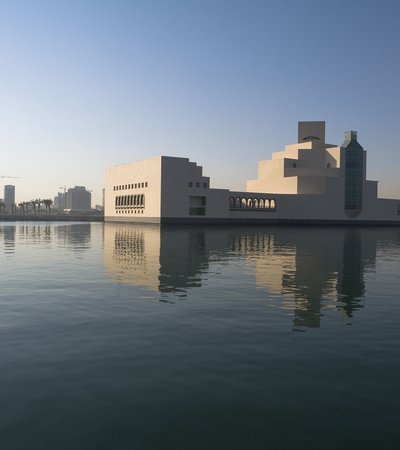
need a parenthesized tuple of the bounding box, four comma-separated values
(105, 215, 400, 226)
(105, 215, 160, 224)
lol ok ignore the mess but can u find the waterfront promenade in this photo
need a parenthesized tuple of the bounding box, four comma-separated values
(0, 214, 104, 222)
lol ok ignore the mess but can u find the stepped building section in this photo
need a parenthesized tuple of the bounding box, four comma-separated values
(104, 121, 400, 224)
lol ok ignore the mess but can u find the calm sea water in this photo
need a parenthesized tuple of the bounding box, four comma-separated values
(0, 222, 399, 450)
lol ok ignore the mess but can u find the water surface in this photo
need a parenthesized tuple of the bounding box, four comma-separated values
(1, 222, 399, 449)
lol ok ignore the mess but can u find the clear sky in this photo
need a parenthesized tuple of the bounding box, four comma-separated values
(1, 0, 400, 205)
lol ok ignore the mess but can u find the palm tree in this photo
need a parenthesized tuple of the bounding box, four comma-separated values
(18, 202, 25, 214)
(37, 198, 42, 214)
(30, 199, 37, 214)
(43, 199, 53, 214)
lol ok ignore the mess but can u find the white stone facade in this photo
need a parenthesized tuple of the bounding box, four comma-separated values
(105, 122, 400, 224)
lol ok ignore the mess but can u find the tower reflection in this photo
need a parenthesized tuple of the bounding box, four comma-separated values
(1, 225, 16, 255)
(103, 223, 399, 328)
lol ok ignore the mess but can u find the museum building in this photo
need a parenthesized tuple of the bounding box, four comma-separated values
(104, 121, 400, 224)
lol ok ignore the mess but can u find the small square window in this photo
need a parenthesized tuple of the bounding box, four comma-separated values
(196, 182, 200, 188)
(203, 183, 207, 188)
(188, 182, 193, 187)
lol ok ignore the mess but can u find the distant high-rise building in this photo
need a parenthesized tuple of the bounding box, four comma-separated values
(54, 192, 68, 211)
(67, 186, 91, 211)
(4, 185, 15, 211)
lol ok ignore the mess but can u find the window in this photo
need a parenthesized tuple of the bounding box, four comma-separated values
(135, 183, 137, 189)
(292, 163, 297, 168)
(327, 163, 331, 168)
(145, 182, 148, 187)
(398, 204, 400, 215)
(345, 147, 364, 211)
(196, 182, 200, 188)
(203, 182, 208, 188)
(142, 182, 144, 188)
(189, 196, 206, 215)
(188, 182, 193, 187)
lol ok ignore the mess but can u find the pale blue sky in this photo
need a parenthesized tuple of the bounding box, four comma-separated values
(1, 0, 400, 205)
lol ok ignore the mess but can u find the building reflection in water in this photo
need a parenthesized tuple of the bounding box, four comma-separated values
(0, 223, 93, 257)
(104, 224, 209, 295)
(245, 227, 378, 329)
(108, 225, 161, 291)
(0, 224, 53, 255)
(55, 224, 92, 254)
(1, 225, 16, 255)
(104, 223, 398, 328)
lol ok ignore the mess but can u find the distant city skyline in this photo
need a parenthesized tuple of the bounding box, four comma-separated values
(1, 0, 400, 206)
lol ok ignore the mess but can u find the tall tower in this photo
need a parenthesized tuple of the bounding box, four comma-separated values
(4, 185, 15, 211)
(343, 131, 365, 218)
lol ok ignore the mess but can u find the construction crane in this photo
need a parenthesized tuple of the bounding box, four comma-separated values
(0, 176, 19, 179)
(59, 186, 67, 193)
